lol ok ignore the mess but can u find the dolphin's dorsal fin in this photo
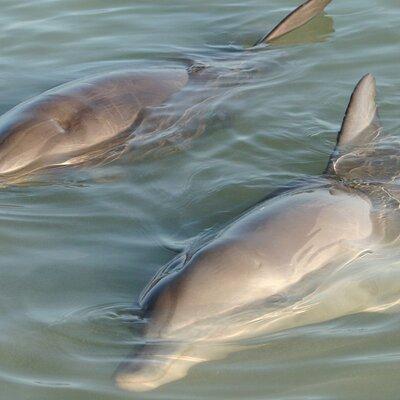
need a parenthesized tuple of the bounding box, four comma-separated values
(326, 74, 382, 176)
(256, 0, 332, 45)
(338, 74, 380, 147)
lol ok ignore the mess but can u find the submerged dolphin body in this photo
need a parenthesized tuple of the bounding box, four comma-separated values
(0, 0, 333, 184)
(114, 74, 400, 391)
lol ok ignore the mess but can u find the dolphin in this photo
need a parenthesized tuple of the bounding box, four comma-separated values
(0, 0, 333, 184)
(114, 73, 400, 392)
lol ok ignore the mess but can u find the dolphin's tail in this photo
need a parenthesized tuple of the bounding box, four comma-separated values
(255, 0, 332, 45)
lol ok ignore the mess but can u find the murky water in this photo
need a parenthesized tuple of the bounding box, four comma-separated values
(0, 0, 400, 399)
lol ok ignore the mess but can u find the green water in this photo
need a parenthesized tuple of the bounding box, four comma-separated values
(0, 1, 400, 399)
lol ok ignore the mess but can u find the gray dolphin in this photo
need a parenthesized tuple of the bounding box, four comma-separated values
(114, 73, 400, 391)
(0, 0, 333, 184)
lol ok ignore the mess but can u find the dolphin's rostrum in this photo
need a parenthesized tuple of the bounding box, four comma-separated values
(114, 73, 400, 391)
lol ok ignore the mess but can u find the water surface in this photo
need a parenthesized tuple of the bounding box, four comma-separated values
(0, 0, 400, 399)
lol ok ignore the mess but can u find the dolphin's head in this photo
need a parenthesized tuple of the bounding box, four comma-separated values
(114, 259, 243, 393)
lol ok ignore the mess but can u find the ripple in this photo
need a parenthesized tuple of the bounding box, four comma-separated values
(1, 0, 400, 399)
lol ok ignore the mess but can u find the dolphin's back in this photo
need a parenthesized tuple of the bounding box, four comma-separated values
(0, 69, 188, 177)
(145, 187, 374, 336)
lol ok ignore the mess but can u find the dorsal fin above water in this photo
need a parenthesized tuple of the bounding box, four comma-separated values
(337, 74, 380, 147)
(326, 74, 383, 176)
(256, 0, 332, 45)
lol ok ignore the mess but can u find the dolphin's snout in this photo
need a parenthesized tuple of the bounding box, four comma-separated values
(114, 359, 166, 392)
(114, 343, 190, 392)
